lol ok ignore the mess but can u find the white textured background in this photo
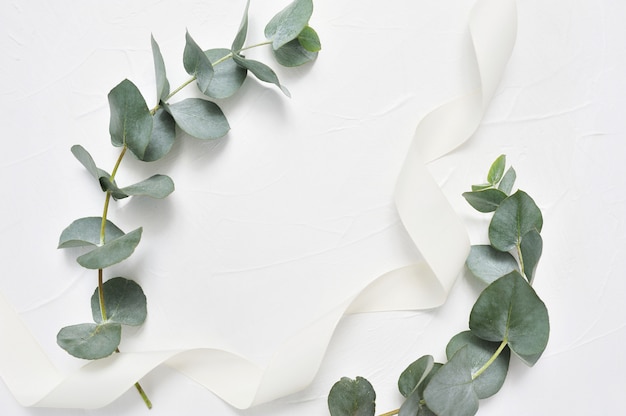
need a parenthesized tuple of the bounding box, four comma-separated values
(1, 0, 625, 414)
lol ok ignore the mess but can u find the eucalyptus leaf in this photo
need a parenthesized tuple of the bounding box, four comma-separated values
(91, 277, 147, 326)
(71, 145, 100, 180)
(120, 174, 175, 199)
(469, 271, 549, 366)
(489, 190, 543, 251)
(151, 35, 170, 102)
(164, 98, 230, 140)
(141, 107, 177, 162)
(58, 217, 125, 249)
(462, 188, 508, 213)
(328, 376, 376, 416)
(471, 183, 492, 192)
(487, 155, 506, 185)
(231, 0, 250, 51)
(520, 229, 543, 283)
(265, 0, 313, 50)
(232, 54, 290, 97)
(183, 30, 214, 93)
(465, 245, 519, 285)
(446, 331, 510, 399)
(273, 37, 318, 67)
(498, 166, 516, 195)
(108, 79, 153, 159)
(298, 25, 321, 52)
(204, 48, 247, 99)
(77, 228, 143, 269)
(422, 346, 479, 416)
(57, 322, 121, 360)
(398, 355, 434, 397)
(99, 177, 129, 200)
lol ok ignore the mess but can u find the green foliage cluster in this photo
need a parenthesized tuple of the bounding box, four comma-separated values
(328, 155, 549, 416)
(55, 0, 319, 408)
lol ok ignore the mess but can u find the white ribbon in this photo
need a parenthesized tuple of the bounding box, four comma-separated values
(0, 0, 517, 409)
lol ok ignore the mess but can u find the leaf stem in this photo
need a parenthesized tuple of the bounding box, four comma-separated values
(378, 409, 400, 416)
(471, 338, 508, 380)
(516, 242, 528, 283)
(97, 269, 107, 322)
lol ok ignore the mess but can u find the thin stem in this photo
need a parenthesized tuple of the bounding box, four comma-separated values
(97, 269, 107, 322)
(379, 409, 400, 416)
(134, 382, 153, 409)
(472, 338, 508, 380)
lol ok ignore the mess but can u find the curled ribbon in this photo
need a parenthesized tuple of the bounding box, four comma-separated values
(0, 0, 517, 409)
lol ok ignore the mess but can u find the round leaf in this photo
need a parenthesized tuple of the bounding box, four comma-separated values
(273, 37, 318, 67)
(328, 376, 376, 416)
(465, 245, 519, 285)
(264, 0, 313, 50)
(58, 217, 125, 248)
(165, 98, 230, 140)
(462, 188, 508, 213)
(298, 25, 321, 52)
(91, 277, 147, 326)
(488, 190, 543, 251)
(398, 355, 434, 397)
(487, 154, 506, 185)
(57, 322, 121, 360)
(77, 227, 143, 269)
(469, 271, 550, 366)
(204, 48, 247, 99)
(108, 79, 153, 159)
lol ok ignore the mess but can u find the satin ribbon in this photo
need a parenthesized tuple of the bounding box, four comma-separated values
(0, 0, 517, 409)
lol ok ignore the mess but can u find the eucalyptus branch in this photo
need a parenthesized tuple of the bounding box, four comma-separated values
(55, 0, 321, 409)
(328, 155, 549, 416)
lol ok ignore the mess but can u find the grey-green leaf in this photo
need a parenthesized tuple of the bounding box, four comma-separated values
(76, 228, 143, 269)
(141, 107, 177, 162)
(120, 174, 174, 199)
(398, 355, 434, 397)
(204, 48, 247, 99)
(91, 277, 147, 326)
(520, 229, 543, 283)
(57, 322, 121, 360)
(487, 155, 506, 185)
(466, 245, 519, 285)
(273, 37, 318, 67)
(71, 145, 100, 180)
(328, 376, 376, 416)
(108, 79, 153, 160)
(232, 54, 290, 97)
(164, 98, 230, 140)
(99, 177, 129, 200)
(298, 25, 321, 52)
(498, 166, 516, 195)
(265, 0, 313, 50)
(183, 30, 214, 93)
(58, 217, 125, 248)
(423, 346, 479, 416)
(231, 0, 250, 51)
(489, 190, 543, 251)
(469, 271, 549, 366)
(462, 188, 508, 213)
(151, 35, 170, 102)
(446, 331, 510, 399)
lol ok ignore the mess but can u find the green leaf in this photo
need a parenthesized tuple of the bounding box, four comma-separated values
(462, 188, 508, 213)
(328, 376, 376, 416)
(164, 98, 230, 140)
(423, 346, 479, 416)
(471, 183, 492, 192)
(398, 355, 434, 397)
(469, 271, 550, 366)
(232, 54, 290, 97)
(57, 322, 121, 360)
(204, 48, 247, 99)
(265, 0, 313, 50)
(99, 177, 129, 200)
(231, 0, 250, 51)
(91, 277, 147, 326)
(446, 331, 510, 399)
(108, 79, 153, 159)
(297, 25, 321, 52)
(273, 36, 318, 67)
(58, 217, 125, 248)
(498, 166, 516, 195)
(465, 245, 519, 285)
(488, 190, 543, 252)
(71, 145, 100, 180)
(120, 174, 175, 199)
(520, 229, 543, 283)
(76, 228, 143, 269)
(151, 35, 170, 102)
(183, 30, 214, 93)
(142, 107, 177, 162)
(487, 155, 506, 185)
